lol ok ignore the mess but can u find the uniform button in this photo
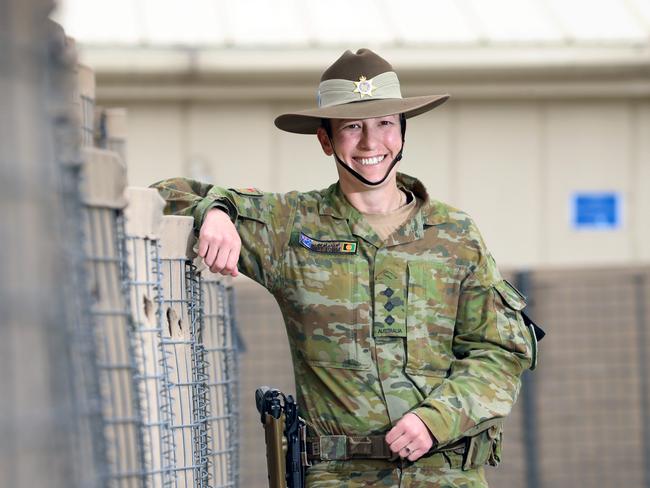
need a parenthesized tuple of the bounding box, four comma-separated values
(385, 315, 395, 325)
(383, 288, 394, 297)
(384, 301, 394, 311)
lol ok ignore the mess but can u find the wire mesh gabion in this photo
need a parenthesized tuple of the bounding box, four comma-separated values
(53, 29, 111, 488)
(0, 8, 109, 487)
(80, 147, 146, 488)
(96, 107, 128, 164)
(76, 64, 95, 149)
(201, 274, 240, 488)
(3, 10, 242, 486)
(124, 187, 177, 488)
(158, 216, 211, 488)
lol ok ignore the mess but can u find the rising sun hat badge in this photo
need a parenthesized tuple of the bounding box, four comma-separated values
(353, 75, 374, 98)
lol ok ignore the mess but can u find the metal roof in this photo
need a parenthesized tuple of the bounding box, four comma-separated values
(54, 0, 650, 48)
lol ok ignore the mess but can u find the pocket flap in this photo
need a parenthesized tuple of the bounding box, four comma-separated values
(226, 190, 266, 223)
(494, 280, 526, 311)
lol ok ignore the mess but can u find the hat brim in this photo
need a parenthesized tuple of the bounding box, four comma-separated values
(274, 94, 449, 134)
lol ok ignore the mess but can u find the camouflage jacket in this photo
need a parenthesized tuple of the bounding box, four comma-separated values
(152, 173, 535, 449)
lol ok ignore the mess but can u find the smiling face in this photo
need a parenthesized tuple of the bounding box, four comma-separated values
(316, 114, 403, 189)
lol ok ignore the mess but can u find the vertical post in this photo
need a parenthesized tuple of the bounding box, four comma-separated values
(228, 284, 242, 487)
(515, 271, 540, 488)
(188, 263, 211, 488)
(634, 274, 650, 488)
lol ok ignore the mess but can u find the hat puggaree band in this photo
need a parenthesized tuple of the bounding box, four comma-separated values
(317, 72, 402, 108)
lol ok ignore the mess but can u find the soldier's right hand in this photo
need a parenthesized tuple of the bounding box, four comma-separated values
(198, 208, 241, 277)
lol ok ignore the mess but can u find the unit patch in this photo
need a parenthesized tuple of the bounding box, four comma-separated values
(299, 232, 357, 254)
(232, 187, 263, 196)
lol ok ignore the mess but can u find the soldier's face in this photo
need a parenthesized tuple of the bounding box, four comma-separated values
(317, 115, 402, 186)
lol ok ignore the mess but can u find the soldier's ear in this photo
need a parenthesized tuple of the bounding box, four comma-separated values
(316, 127, 334, 156)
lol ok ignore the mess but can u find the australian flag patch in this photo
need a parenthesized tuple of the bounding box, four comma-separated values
(299, 232, 357, 254)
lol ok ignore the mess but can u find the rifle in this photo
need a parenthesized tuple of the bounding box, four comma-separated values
(255, 386, 308, 488)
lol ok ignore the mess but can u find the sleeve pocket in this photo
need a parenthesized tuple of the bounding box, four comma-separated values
(492, 280, 535, 366)
(494, 279, 526, 311)
(228, 190, 267, 224)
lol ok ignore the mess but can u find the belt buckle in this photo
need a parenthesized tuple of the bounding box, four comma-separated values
(348, 436, 372, 458)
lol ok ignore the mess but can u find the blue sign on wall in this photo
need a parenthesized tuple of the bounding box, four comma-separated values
(572, 192, 621, 230)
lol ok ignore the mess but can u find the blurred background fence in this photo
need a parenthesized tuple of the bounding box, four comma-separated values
(0, 3, 240, 487)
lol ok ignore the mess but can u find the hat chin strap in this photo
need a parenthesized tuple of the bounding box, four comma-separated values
(328, 114, 406, 187)
(333, 149, 402, 187)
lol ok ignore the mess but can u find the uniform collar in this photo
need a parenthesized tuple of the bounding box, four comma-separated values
(319, 172, 450, 248)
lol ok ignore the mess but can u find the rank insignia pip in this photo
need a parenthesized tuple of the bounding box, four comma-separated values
(299, 232, 357, 254)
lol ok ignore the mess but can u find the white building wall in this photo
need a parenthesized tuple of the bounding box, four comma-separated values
(544, 101, 634, 266)
(119, 97, 650, 268)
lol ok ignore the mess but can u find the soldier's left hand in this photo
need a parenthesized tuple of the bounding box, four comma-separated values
(385, 412, 435, 462)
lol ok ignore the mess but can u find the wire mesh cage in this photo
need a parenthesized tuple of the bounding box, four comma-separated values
(80, 147, 146, 488)
(201, 273, 240, 488)
(3, 10, 243, 487)
(77, 64, 95, 148)
(124, 187, 177, 488)
(96, 107, 128, 163)
(158, 216, 211, 488)
(0, 9, 109, 487)
(57, 55, 111, 488)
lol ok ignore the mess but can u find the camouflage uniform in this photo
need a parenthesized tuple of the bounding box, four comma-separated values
(152, 172, 535, 487)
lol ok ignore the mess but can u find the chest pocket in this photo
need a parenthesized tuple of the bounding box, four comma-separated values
(406, 261, 461, 376)
(282, 240, 371, 371)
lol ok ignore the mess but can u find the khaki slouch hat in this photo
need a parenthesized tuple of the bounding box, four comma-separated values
(274, 48, 449, 134)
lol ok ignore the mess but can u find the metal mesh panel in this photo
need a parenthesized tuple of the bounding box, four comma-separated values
(60, 122, 110, 488)
(77, 64, 95, 149)
(159, 255, 210, 487)
(53, 43, 111, 488)
(0, 7, 107, 488)
(125, 233, 176, 487)
(201, 276, 240, 488)
(189, 266, 211, 488)
(531, 268, 649, 488)
(82, 204, 146, 487)
(487, 267, 650, 488)
(96, 107, 127, 163)
(3, 9, 243, 486)
(227, 289, 241, 488)
(81, 93, 95, 146)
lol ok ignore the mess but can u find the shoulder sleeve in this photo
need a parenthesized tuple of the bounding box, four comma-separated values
(151, 178, 299, 292)
(206, 187, 299, 291)
(150, 177, 214, 218)
(411, 217, 535, 446)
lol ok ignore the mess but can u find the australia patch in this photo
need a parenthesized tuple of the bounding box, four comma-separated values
(299, 232, 357, 254)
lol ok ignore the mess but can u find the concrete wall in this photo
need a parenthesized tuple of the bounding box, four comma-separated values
(113, 97, 650, 268)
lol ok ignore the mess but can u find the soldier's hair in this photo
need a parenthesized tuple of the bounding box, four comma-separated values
(321, 118, 333, 139)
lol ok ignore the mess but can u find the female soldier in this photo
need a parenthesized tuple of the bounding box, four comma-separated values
(153, 48, 536, 487)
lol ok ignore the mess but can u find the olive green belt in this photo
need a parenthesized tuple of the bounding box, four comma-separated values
(306, 435, 466, 462)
